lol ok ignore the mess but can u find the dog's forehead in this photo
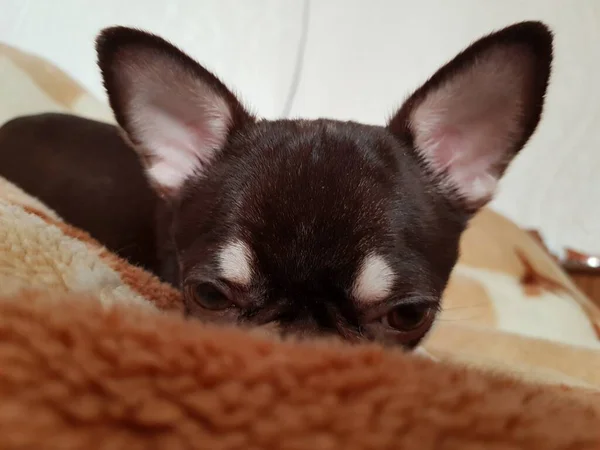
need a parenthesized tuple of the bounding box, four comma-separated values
(231, 119, 399, 215)
(234, 119, 399, 171)
(224, 120, 400, 287)
(177, 118, 425, 293)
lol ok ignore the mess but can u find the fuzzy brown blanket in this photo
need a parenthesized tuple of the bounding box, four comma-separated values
(1, 177, 600, 450)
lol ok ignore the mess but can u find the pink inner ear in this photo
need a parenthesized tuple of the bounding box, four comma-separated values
(425, 127, 464, 170)
(409, 45, 533, 205)
(116, 48, 234, 190)
(133, 96, 232, 189)
(421, 125, 507, 203)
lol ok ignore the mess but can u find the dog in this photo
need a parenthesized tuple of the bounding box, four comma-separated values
(0, 113, 162, 275)
(0, 21, 553, 348)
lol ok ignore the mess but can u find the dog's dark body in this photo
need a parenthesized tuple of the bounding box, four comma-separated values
(0, 22, 553, 348)
(0, 113, 162, 273)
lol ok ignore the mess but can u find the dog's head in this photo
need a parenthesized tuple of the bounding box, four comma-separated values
(97, 22, 552, 348)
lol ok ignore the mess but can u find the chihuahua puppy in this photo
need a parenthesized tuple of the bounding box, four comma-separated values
(0, 21, 552, 348)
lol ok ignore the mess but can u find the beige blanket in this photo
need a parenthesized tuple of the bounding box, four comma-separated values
(1, 174, 600, 449)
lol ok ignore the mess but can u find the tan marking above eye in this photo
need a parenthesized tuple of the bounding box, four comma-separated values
(217, 239, 254, 286)
(352, 253, 395, 303)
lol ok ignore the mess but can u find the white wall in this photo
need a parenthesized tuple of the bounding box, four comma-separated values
(1, 0, 599, 255)
(0, 0, 306, 118)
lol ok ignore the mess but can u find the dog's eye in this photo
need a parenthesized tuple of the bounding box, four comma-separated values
(383, 303, 435, 333)
(189, 282, 232, 311)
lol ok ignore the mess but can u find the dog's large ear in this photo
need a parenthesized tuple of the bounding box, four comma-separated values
(97, 27, 253, 197)
(388, 21, 552, 212)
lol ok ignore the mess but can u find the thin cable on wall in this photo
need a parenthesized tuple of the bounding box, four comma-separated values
(282, 0, 310, 117)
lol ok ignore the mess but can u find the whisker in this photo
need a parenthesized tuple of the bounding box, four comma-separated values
(441, 303, 489, 311)
(435, 314, 490, 322)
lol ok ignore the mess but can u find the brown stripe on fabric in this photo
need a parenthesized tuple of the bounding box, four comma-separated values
(0, 43, 84, 109)
(20, 205, 182, 311)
